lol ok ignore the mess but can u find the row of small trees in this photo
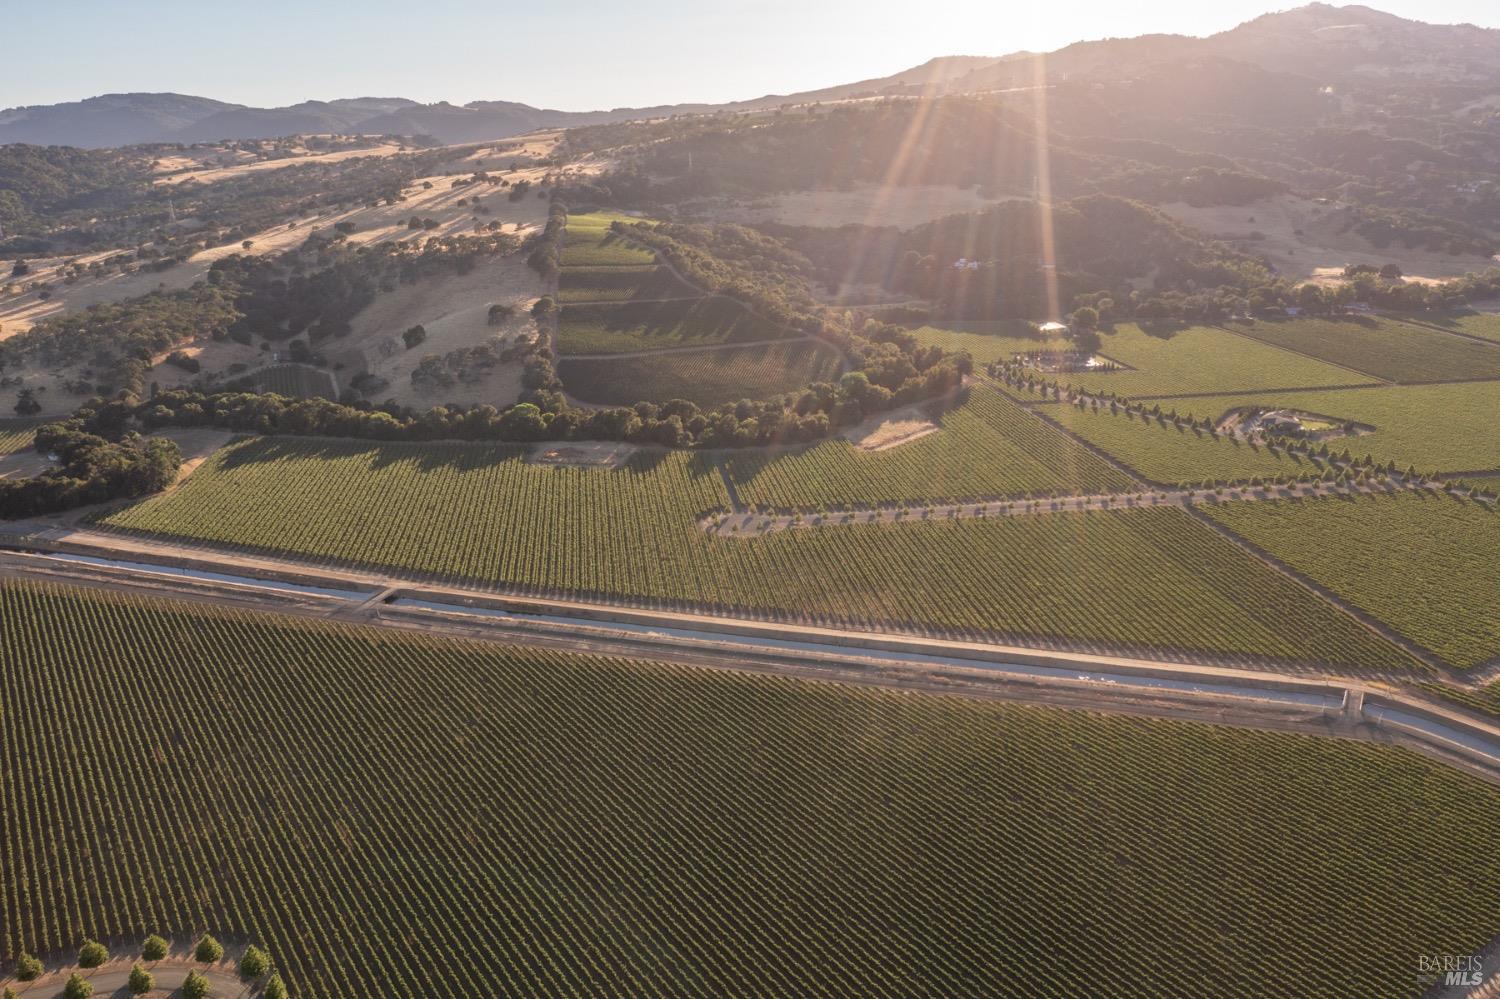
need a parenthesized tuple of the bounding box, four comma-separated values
(6, 934, 284, 999)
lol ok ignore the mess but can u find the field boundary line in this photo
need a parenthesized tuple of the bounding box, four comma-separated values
(1211, 323, 1398, 385)
(557, 334, 819, 361)
(1180, 505, 1449, 677)
(1385, 314, 1500, 349)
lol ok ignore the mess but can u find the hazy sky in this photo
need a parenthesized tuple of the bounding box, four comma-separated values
(5, 0, 1500, 111)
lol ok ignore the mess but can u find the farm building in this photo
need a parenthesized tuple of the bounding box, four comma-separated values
(1038, 321, 1069, 336)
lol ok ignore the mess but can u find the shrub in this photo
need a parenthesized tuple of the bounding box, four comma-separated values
(183, 969, 210, 999)
(239, 945, 270, 980)
(128, 962, 153, 995)
(63, 974, 93, 999)
(78, 941, 108, 968)
(194, 934, 224, 963)
(14, 952, 43, 980)
(263, 973, 288, 999)
(402, 325, 427, 350)
(142, 934, 169, 961)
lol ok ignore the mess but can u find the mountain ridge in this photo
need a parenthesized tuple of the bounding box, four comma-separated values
(3, 4, 1497, 149)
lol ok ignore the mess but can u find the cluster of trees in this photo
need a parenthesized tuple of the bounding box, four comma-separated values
(0, 413, 181, 519)
(0, 284, 240, 399)
(5, 933, 282, 999)
(410, 334, 529, 394)
(614, 220, 819, 330)
(526, 200, 567, 278)
(770, 195, 1271, 321)
(137, 320, 968, 450)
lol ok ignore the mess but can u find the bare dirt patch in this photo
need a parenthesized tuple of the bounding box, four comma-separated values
(849, 417, 940, 451)
(1158, 194, 1497, 284)
(527, 441, 637, 468)
(680, 184, 1025, 230)
(841, 397, 948, 451)
(154, 141, 407, 186)
(155, 427, 235, 479)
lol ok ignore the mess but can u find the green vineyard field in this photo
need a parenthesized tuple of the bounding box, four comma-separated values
(252, 364, 339, 401)
(1, 580, 1494, 998)
(1206, 492, 1500, 670)
(1058, 322, 1374, 398)
(1407, 310, 1500, 344)
(1225, 316, 1500, 383)
(98, 436, 1419, 671)
(1041, 401, 1321, 484)
(561, 211, 658, 267)
(557, 265, 698, 304)
(558, 340, 843, 407)
(1162, 381, 1500, 473)
(557, 297, 788, 355)
(723, 385, 1134, 508)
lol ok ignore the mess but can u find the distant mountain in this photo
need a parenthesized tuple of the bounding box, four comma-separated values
(3, 5, 1497, 149)
(0, 93, 239, 147)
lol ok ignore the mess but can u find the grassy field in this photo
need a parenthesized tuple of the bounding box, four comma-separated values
(253, 363, 339, 401)
(559, 340, 843, 407)
(723, 385, 1135, 508)
(557, 297, 790, 355)
(3, 580, 1492, 998)
(904, 321, 1068, 366)
(561, 211, 658, 267)
(1042, 401, 1324, 484)
(557, 265, 698, 304)
(1059, 322, 1376, 398)
(1205, 492, 1500, 670)
(1225, 316, 1500, 383)
(1400, 309, 1500, 344)
(1163, 381, 1500, 473)
(99, 436, 1418, 672)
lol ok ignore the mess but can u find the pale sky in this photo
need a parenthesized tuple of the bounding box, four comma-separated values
(4, 0, 1499, 111)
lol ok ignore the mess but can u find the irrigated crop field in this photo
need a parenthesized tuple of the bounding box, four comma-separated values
(1060, 323, 1375, 398)
(559, 340, 843, 407)
(1226, 316, 1500, 383)
(557, 264, 697, 303)
(2, 580, 1494, 998)
(557, 297, 789, 355)
(98, 435, 1418, 671)
(560, 211, 658, 267)
(1161, 381, 1500, 473)
(724, 385, 1134, 507)
(1041, 402, 1323, 484)
(1206, 492, 1500, 670)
